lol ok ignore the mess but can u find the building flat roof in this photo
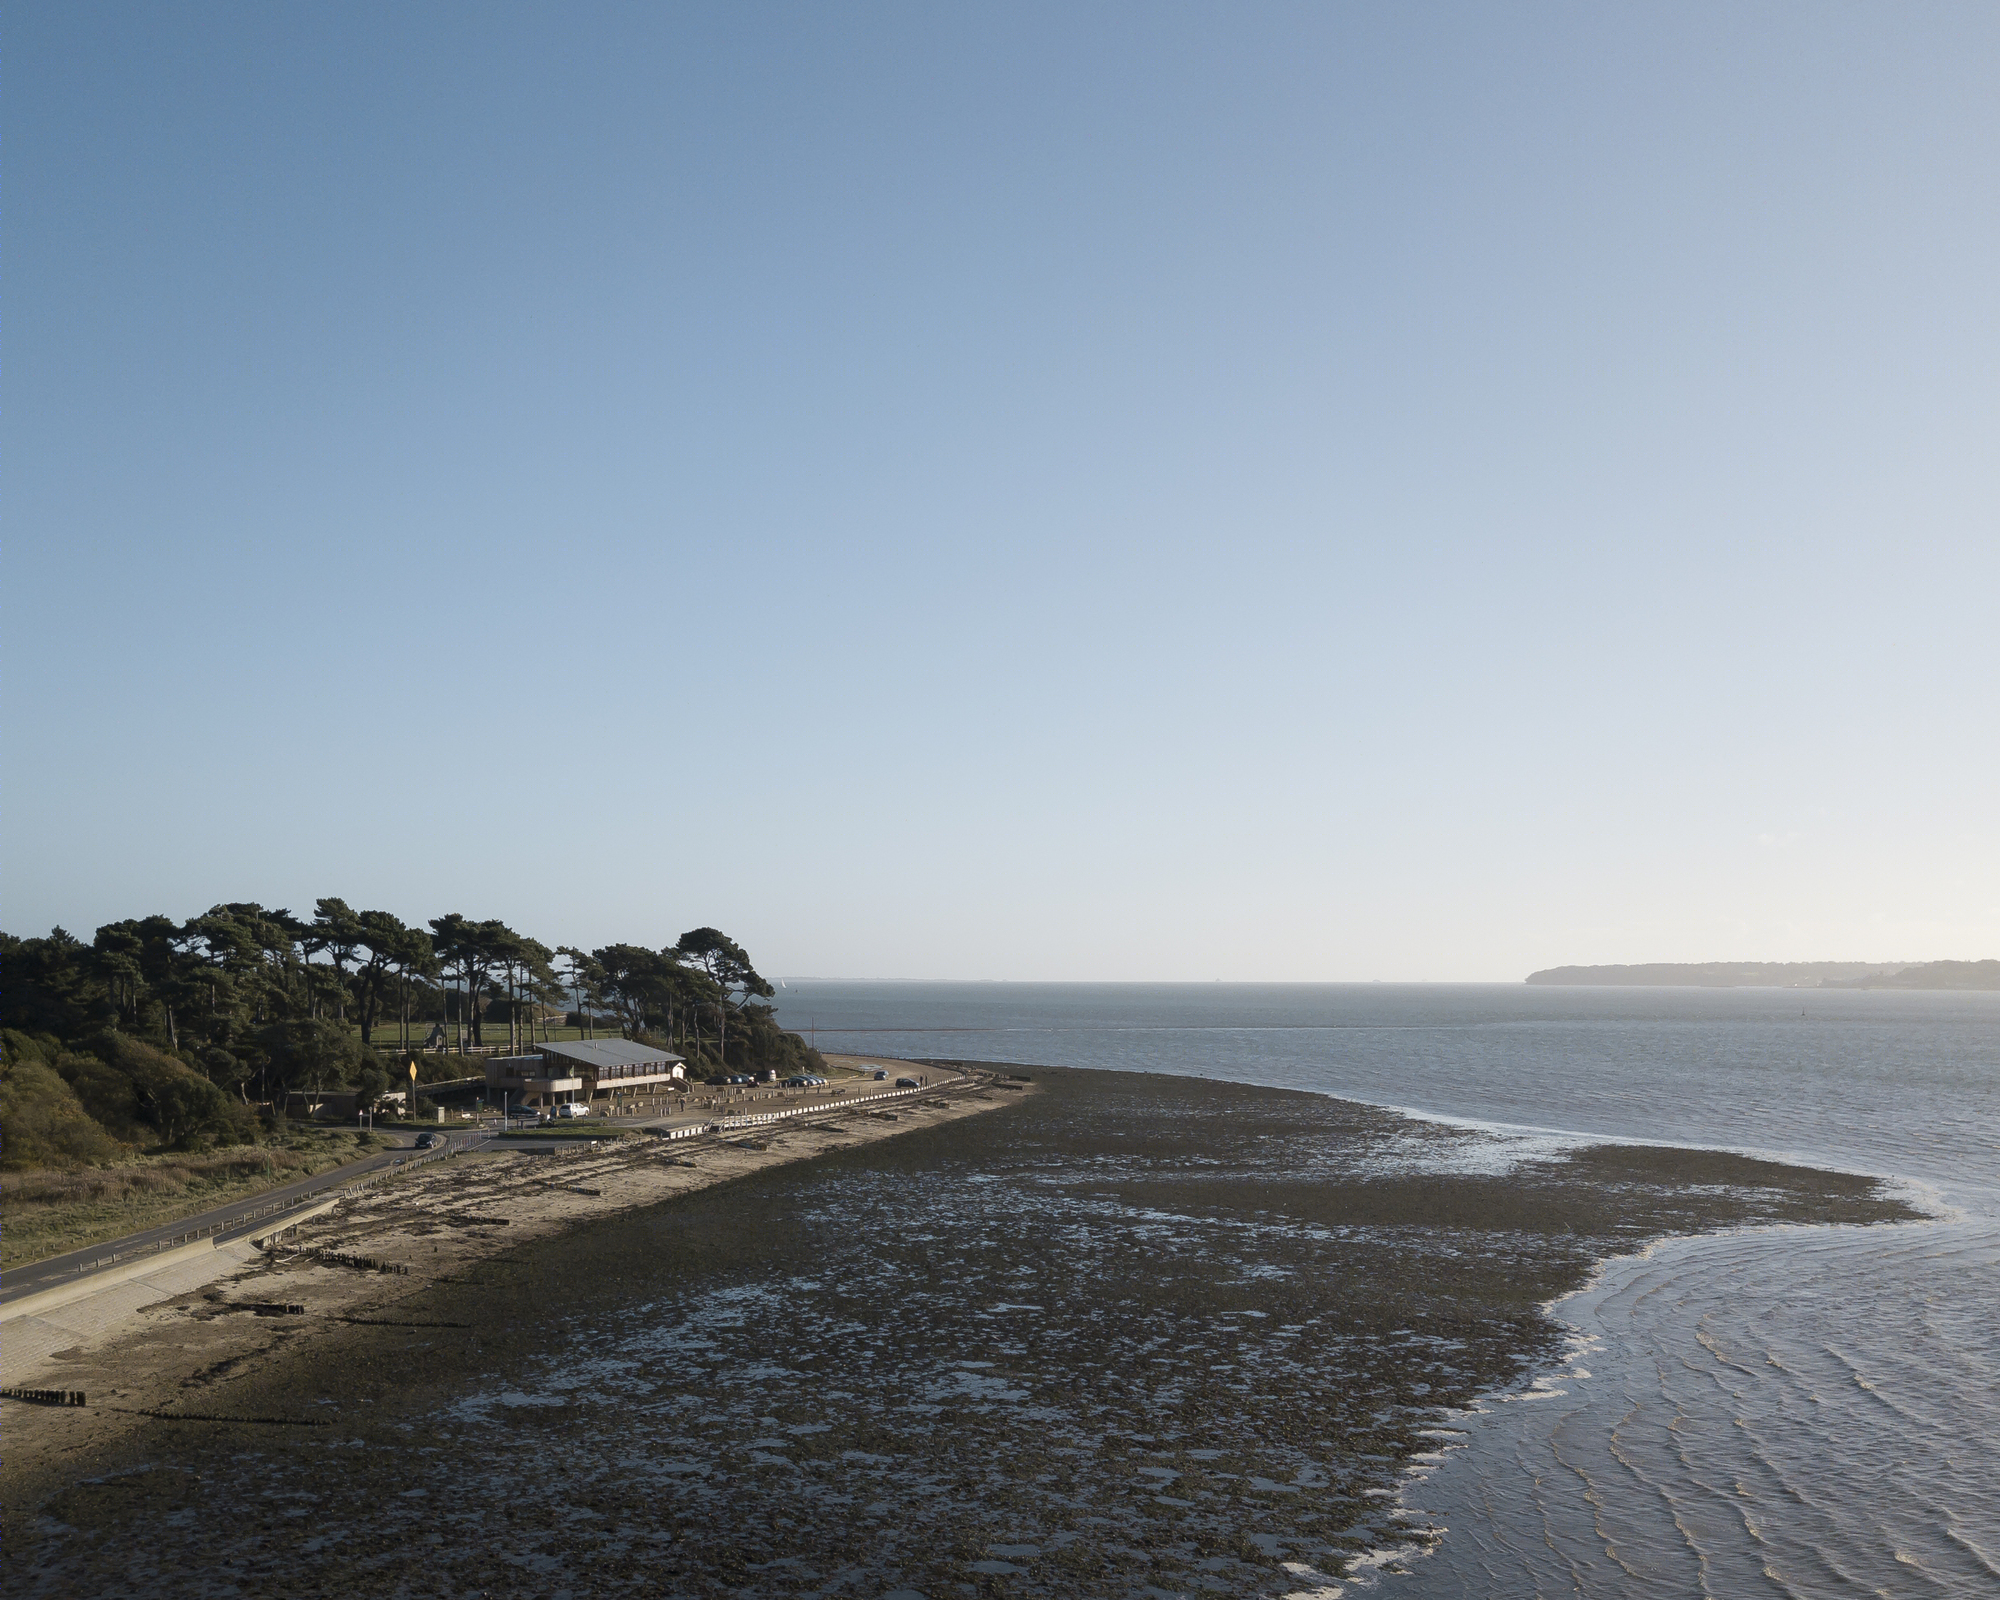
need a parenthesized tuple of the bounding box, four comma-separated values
(537, 1037, 685, 1070)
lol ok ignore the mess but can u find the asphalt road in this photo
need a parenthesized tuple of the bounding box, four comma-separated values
(2, 1065, 971, 1305)
(0, 1129, 464, 1306)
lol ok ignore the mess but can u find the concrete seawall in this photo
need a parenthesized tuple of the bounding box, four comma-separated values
(1, 1240, 263, 1388)
(1, 1237, 221, 1325)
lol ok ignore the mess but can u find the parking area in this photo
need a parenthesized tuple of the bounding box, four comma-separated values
(442, 1058, 965, 1139)
(630, 1057, 962, 1132)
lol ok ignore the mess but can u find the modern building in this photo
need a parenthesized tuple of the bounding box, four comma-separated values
(484, 1037, 686, 1108)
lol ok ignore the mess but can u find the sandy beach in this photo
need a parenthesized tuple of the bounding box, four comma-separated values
(1, 1068, 1016, 1502)
(2, 1063, 1916, 1598)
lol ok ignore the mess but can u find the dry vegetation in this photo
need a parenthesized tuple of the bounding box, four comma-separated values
(0, 1079, 1010, 1522)
(0, 1131, 379, 1270)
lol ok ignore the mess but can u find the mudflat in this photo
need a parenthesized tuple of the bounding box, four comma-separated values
(2, 1064, 1915, 1598)
(1, 1080, 1000, 1481)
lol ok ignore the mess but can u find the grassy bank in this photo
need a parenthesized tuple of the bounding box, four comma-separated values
(0, 1129, 382, 1271)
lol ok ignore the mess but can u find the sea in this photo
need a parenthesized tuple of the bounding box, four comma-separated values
(772, 981, 2000, 1599)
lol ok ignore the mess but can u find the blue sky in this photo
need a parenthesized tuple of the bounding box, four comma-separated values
(7, 2, 1996, 979)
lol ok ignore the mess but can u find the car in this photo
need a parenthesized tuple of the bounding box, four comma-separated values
(783, 1075, 809, 1088)
(873, 1070, 888, 1081)
(726, 1074, 754, 1085)
(896, 1077, 920, 1089)
(556, 1102, 593, 1119)
(414, 1133, 438, 1149)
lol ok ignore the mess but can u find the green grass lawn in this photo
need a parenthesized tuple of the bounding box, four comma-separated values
(0, 1129, 385, 1272)
(349, 1023, 643, 1055)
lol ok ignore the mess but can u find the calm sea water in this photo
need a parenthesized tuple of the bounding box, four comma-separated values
(773, 982, 2000, 1598)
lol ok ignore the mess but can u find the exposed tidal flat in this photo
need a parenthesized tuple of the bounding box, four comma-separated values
(4, 1065, 1915, 1599)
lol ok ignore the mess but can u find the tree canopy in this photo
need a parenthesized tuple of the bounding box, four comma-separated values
(2, 903, 813, 1167)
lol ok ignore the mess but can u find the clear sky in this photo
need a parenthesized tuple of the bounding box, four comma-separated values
(6, 2, 1996, 981)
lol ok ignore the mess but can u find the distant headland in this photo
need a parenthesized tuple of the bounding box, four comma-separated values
(1525, 960, 2000, 990)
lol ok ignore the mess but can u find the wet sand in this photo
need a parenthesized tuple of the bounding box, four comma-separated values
(1, 1081, 1006, 1491)
(2, 1064, 1915, 1598)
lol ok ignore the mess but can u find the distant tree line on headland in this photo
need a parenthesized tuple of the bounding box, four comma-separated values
(1, 902, 817, 1168)
(1524, 959, 2000, 989)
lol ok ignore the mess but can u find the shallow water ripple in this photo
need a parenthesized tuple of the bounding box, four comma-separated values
(1388, 1217, 2000, 1598)
(781, 983, 1999, 1597)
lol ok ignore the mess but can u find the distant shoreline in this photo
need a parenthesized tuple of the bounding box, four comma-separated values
(1525, 959, 2000, 990)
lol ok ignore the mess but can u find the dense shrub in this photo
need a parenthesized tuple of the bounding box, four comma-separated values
(352, 1058, 392, 1112)
(415, 1053, 474, 1086)
(87, 1032, 252, 1150)
(51, 1043, 149, 1143)
(255, 1018, 375, 1095)
(0, 1032, 124, 1169)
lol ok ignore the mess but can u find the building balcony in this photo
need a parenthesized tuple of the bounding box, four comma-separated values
(590, 1066, 684, 1089)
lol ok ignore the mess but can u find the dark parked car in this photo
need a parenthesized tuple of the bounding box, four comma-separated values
(414, 1133, 438, 1149)
(896, 1077, 920, 1089)
(872, 1070, 888, 1080)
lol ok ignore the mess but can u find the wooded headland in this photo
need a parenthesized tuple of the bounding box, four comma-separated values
(1, 903, 820, 1244)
